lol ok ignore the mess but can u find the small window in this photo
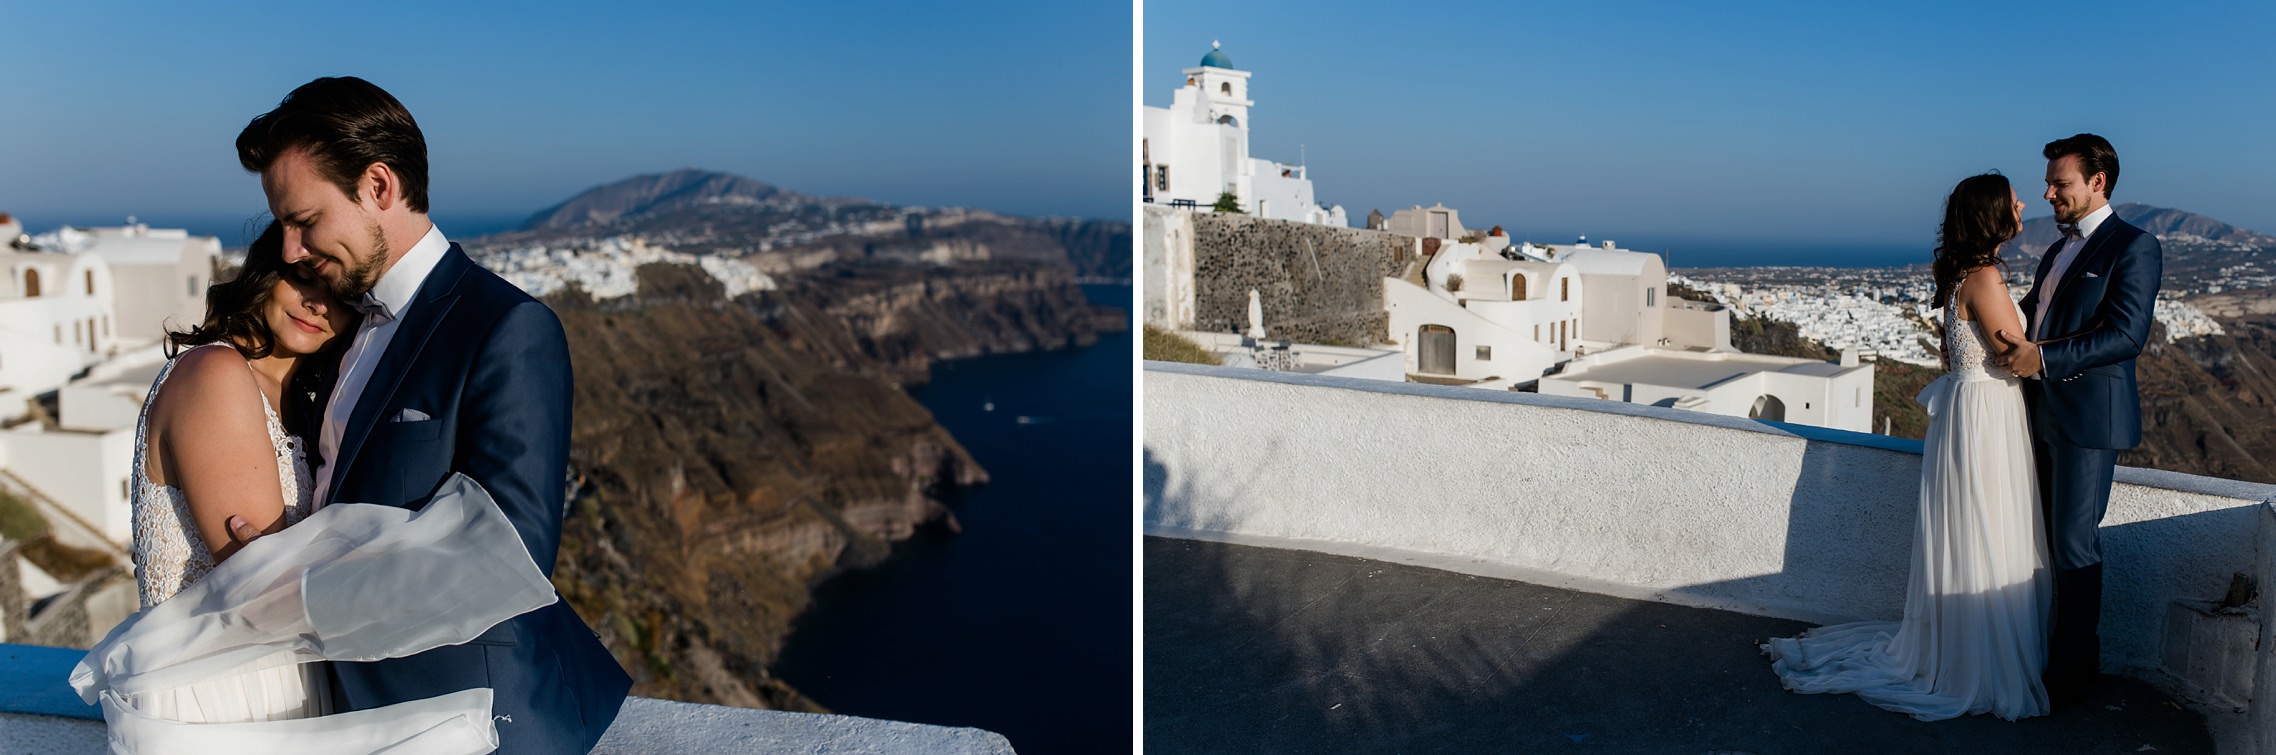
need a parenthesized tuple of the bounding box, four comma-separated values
(1220, 82, 1232, 95)
(1476, 345, 1492, 361)
(1534, 324, 1541, 342)
(188, 275, 198, 297)
(85, 269, 95, 295)
(1561, 278, 1571, 301)
(1155, 166, 1170, 192)
(24, 268, 40, 297)
(1645, 287, 1656, 307)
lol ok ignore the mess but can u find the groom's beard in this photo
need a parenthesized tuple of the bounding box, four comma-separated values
(333, 222, 392, 301)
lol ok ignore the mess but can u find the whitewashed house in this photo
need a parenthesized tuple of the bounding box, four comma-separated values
(1385, 228, 1585, 388)
(1141, 43, 1347, 227)
(31, 223, 215, 345)
(0, 233, 120, 411)
(1540, 347, 1876, 432)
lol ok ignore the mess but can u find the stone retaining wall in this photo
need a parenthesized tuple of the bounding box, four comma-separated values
(1163, 209, 1413, 346)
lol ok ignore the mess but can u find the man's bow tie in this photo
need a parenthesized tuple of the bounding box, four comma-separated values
(2057, 222, 2083, 240)
(351, 294, 394, 321)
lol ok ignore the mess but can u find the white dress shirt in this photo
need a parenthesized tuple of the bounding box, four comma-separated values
(2032, 202, 2112, 341)
(313, 224, 449, 508)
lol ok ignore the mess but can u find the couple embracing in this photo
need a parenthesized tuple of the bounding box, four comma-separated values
(1763, 134, 2161, 721)
(69, 77, 632, 752)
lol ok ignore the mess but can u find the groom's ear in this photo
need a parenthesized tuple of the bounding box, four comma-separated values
(2088, 171, 2109, 198)
(362, 161, 402, 213)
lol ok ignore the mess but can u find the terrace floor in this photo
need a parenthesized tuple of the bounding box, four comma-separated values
(1144, 536, 2214, 754)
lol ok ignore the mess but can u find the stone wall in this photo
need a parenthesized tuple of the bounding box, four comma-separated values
(1185, 212, 1413, 346)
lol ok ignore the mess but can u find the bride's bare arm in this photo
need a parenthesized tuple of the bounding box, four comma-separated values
(149, 347, 289, 562)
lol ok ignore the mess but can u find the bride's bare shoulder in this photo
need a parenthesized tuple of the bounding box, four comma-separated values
(149, 345, 263, 430)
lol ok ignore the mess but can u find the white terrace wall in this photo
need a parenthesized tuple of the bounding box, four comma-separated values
(1143, 363, 2276, 682)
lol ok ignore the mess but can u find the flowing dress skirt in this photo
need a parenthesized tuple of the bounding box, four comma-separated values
(1762, 373, 2052, 721)
(76, 474, 558, 753)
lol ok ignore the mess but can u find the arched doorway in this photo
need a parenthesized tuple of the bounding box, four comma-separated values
(1507, 273, 1527, 301)
(22, 268, 39, 297)
(1418, 325, 1456, 375)
(1749, 395, 1786, 422)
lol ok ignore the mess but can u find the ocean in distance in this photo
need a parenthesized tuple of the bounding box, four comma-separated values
(35, 213, 1928, 269)
(771, 284, 1134, 754)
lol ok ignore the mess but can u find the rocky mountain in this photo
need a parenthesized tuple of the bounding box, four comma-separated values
(495, 168, 1126, 712)
(484, 169, 1132, 280)
(547, 259, 1105, 711)
(2017, 203, 2276, 251)
(523, 169, 796, 230)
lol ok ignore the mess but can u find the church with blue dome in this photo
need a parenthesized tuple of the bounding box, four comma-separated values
(1141, 42, 1347, 228)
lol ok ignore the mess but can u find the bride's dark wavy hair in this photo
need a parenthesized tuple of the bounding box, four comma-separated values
(1931, 172, 2019, 310)
(167, 220, 293, 360)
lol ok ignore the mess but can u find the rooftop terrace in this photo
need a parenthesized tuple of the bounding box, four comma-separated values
(1147, 535, 2210, 752)
(1144, 362, 2276, 753)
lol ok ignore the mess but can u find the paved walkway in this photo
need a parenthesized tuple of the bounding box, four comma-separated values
(1145, 536, 2213, 754)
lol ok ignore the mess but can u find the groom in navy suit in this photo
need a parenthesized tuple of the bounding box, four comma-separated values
(227, 77, 631, 752)
(1995, 133, 2163, 706)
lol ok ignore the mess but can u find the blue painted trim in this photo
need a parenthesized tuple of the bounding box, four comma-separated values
(0, 643, 100, 720)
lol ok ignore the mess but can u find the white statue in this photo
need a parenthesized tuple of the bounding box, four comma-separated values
(1246, 289, 1266, 340)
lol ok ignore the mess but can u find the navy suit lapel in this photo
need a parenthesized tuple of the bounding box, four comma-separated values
(326, 245, 472, 500)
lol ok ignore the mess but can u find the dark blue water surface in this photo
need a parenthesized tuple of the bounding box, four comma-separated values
(771, 284, 1134, 754)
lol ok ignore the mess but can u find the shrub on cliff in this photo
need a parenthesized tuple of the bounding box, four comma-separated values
(1145, 326, 1219, 365)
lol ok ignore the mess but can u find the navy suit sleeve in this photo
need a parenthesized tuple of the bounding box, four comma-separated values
(460, 300, 573, 575)
(2041, 232, 2162, 380)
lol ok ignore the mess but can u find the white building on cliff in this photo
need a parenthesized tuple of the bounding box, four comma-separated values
(0, 214, 220, 550)
(1379, 211, 1874, 432)
(1142, 42, 1347, 227)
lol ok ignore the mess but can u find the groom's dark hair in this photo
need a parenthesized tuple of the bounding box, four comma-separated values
(236, 76, 430, 214)
(2043, 133, 2119, 200)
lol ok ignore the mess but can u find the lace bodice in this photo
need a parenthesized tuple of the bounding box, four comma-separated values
(131, 343, 314, 610)
(1944, 289, 2023, 381)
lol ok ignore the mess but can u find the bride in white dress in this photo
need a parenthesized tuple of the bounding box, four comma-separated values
(127, 220, 352, 722)
(1763, 173, 2054, 721)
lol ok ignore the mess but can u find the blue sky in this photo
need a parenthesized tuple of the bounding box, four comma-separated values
(0, 1, 1128, 243)
(1144, 0, 2276, 265)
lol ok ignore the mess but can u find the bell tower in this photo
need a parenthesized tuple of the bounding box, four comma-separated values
(1183, 41, 1253, 130)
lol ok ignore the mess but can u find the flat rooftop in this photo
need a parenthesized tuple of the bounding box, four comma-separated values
(1554, 351, 1852, 390)
(1144, 536, 2213, 753)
